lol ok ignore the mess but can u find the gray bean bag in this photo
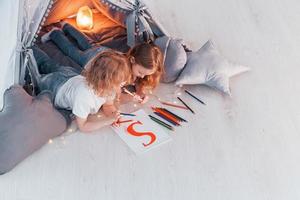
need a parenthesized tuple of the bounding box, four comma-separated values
(0, 85, 68, 174)
(155, 36, 187, 83)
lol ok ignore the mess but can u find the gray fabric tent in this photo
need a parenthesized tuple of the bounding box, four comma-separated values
(0, 0, 168, 109)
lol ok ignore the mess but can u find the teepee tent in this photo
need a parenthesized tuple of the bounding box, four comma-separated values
(0, 0, 20, 110)
(0, 0, 168, 110)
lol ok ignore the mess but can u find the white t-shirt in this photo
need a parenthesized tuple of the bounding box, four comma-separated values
(55, 75, 108, 119)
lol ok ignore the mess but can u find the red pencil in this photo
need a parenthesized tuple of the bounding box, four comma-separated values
(151, 107, 180, 125)
(117, 119, 133, 124)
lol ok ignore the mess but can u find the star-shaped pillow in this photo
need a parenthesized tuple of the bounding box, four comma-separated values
(176, 40, 249, 95)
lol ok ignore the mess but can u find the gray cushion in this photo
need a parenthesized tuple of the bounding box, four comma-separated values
(176, 40, 250, 95)
(0, 85, 68, 174)
(155, 36, 187, 83)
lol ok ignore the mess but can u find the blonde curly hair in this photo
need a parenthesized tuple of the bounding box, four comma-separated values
(82, 50, 132, 96)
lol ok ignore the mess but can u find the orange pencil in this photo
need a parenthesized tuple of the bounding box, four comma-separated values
(159, 100, 189, 110)
(151, 107, 180, 125)
(117, 119, 133, 124)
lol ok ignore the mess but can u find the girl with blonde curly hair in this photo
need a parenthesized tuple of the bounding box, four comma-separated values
(32, 47, 132, 132)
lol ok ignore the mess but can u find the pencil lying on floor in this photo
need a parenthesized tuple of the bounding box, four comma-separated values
(159, 108, 187, 122)
(120, 112, 136, 117)
(151, 107, 180, 125)
(184, 89, 206, 105)
(159, 100, 189, 110)
(117, 119, 133, 124)
(148, 115, 174, 131)
(177, 97, 195, 114)
(153, 112, 180, 126)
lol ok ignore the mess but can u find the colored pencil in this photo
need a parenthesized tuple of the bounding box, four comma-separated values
(177, 97, 195, 114)
(123, 88, 143, 101)
(160, 108, 187, 122)
(120, 112, 136, 117)
(151, 107, 180, 125)
(155, 107, 181, 125)
(159, 100, 189, 110)
(153, 112, 180, 126)
(122, 88, 134, 96)
(149, 115, 174, 131)
(184, 90, 206, 105)
(117, 119, 133, 124)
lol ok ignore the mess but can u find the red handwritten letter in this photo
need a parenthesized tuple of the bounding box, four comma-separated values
(127, 121, 157, 147)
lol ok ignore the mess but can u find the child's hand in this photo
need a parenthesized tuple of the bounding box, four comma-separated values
(111, 114, 122, 127)
(102, 104, 120, 117)
(134, 92, 149, 104)
(108, 114, 121, 127)
(133, 94, 149, 104)
(133, 94, 143, 102)
(139, 95, 149, 104)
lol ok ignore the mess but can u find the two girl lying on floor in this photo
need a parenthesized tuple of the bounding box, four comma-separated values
(32, 22, 163, 132)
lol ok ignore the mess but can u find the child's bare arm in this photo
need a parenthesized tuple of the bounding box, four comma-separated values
(75, 114, 118, 133)
(118, 93, 133, 104)
(102, 101, 120, 117)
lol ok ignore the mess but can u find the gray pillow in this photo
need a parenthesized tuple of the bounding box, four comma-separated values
(155, 36, 187, 83)
(0, 85, 68, 174)
(176, 40, 250, 95)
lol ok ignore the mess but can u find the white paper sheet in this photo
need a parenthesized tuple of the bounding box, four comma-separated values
(111, 109, 172, 154)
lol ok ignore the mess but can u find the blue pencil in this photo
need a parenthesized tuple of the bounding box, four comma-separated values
(184, 90, 206, 105)
(177, 97, 195, 114)
(120, 112, 136, 117)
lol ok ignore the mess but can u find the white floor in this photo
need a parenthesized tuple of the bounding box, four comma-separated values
(1, 0, 300, 199)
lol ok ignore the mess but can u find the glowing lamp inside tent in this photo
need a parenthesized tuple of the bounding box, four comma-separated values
(76, 6, 93, 30)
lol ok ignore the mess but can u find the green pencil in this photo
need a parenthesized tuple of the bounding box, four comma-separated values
(148, 115, 174, 131)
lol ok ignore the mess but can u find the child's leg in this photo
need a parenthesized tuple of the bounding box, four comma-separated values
(62, 23, 92, 51)
(49, 30, 87, 67)
(82, 46, 108, 66)
(32, 46, 63, 74)
(31, 46, 79, 96)
(40, 67, 79, 97)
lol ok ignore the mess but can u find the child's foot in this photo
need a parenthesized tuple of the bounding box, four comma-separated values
(41, 27, 60, 43)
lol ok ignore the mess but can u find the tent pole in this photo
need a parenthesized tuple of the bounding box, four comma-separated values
(15, 0, 25, 85)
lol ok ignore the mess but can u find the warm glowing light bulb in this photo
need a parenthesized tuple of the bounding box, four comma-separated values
(76, 6, 93, 30)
